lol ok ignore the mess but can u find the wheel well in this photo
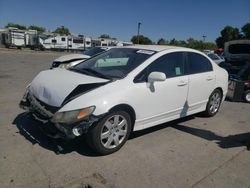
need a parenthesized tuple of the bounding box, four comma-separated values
(109, 104, 136, 130)
(215, 87, 223, 96)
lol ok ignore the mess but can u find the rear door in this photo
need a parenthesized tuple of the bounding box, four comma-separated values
(186, 52, 215, 112)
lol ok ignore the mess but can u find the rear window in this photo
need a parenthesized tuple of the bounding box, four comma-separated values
(228, 44, 250, 54)
(187, 52, 213, 74)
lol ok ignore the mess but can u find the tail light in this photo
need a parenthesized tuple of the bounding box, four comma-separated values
(244, 82, 250, 88)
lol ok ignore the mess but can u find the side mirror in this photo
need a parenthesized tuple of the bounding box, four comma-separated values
(148, 72, 166, 83)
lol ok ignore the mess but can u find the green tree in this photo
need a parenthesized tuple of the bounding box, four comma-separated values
(5, 23, 26, 30)
(242, 23, 250, 39)
(28, 25, 45, 33)
(169, 38, 180, 46)
(131, 35, 152, 44)
(53, 26, 70, 35)
(216, 26, 240, 48)
(157, 38, 167, 45)
(99, 34, 111, 39)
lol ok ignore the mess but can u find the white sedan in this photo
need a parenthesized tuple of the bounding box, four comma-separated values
(20, 45, 228, 155)
(51, 46, 113, 69)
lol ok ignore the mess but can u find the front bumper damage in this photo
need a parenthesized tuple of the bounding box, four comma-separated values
(19, 92, 102, 139)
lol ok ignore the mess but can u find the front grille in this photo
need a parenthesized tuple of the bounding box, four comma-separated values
(27, 93, 59, 120)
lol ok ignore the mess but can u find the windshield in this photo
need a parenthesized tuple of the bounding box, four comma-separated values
(83, 47, 106, 57)
(73, 48, 155, 79)
(208, 53, 220, 60)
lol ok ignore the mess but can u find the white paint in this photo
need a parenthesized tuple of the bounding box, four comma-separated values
(28, 46, 228, 131)
(29, 68, 109, 107)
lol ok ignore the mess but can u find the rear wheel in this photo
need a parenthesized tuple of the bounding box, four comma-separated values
(243, 90, 250, 103)
(86, 111, 131, 155)
(204, 89, 222, 117)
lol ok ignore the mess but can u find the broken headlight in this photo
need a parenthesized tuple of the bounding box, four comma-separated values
(51, 106, 95, 124)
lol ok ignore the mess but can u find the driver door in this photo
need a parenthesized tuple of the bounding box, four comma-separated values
(132, 52, 189, 130)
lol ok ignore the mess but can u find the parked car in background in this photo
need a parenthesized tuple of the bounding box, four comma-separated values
(51, 46, 113, 69)
(219, 40, 250, 74)
(207, 53, 225, 65)
(220, 40, 250, 103)
(227, 62, 250, 102)
(20, 45, 228, 155)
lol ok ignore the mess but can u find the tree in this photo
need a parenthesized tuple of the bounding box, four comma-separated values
(242, 23, 250, 39)
(53, 26, 70, 35)
(5, 23, 26, 30)
(169, 38, 180, 46)
(131, 35, 152, 44)
(157, 38, 167, 45)
(99, 34, 111, 39)
(28, 25, 45, 33)
(216, 26, 240, 48)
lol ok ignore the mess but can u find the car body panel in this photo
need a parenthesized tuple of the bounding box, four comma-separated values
(29, 68, 109, 107)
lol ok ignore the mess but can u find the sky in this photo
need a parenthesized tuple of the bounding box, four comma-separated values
(0, 0, 249, 43)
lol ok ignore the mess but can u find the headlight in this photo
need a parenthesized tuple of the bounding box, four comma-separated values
(58, 63, 72, 69)
(51, 106, 95, 124)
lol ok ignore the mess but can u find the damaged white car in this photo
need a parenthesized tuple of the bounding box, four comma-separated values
(20, 45, 228, 155)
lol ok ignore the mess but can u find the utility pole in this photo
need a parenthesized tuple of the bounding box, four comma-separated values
(202, 35, 207, 42)
(137, 22, 142, 44)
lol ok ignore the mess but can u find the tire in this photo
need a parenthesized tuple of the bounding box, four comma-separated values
(243, 90, 250, 103)
(203, 89, 222, 117)
(86, 111, 131, 155)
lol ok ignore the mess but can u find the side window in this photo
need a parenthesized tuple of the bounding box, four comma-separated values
(134, 52, 185, 82)
(187, 52, 212, 74)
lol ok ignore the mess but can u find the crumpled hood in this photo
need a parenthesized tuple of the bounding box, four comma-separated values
(29, 68, 109, 107)
(54, 54, 90, 62)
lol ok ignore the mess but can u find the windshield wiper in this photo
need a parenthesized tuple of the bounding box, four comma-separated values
(68, 67, 92, 76)
(81, 68, 112, 80)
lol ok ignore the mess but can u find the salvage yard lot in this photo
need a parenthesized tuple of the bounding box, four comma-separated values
(0, 49, 250, 188)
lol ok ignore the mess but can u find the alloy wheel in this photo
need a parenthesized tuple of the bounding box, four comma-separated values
(209, 92, 221, 114)
(100, 115, 128, 149)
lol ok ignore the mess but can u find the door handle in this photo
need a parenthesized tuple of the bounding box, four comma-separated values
(206, 76, 213, 81)
(177, 81, 188, 86)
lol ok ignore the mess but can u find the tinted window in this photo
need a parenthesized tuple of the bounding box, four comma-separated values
(52, 39, 57, 43)
(228, 44, 250, 54)
(187, 52, 212, 74)
(135, 52, 185, 82)
(61, 37, 65, 41)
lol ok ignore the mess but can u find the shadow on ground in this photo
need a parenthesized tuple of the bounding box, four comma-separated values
(13, 112, 249, 156)
(171, 124, 250, 151)
(12, 112, 99, 157)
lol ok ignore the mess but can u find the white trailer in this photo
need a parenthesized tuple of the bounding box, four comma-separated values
(25, 30, 38, 49)
(39, 35, 91, 50)
(4, 28, 25, 48)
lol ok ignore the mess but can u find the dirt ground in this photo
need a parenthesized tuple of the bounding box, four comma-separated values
(0, 49, 250, 188)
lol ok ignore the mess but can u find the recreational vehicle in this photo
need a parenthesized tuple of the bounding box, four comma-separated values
(39, 35, 91, 50)
(4, 28, 25, 49)
(25, 30, 38, 49)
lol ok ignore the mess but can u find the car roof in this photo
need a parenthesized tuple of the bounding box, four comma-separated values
(120, 45, 188, 52)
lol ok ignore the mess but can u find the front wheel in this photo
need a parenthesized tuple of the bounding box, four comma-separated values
(203, 89, 222, 117)
(86, 111, 131, 155)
